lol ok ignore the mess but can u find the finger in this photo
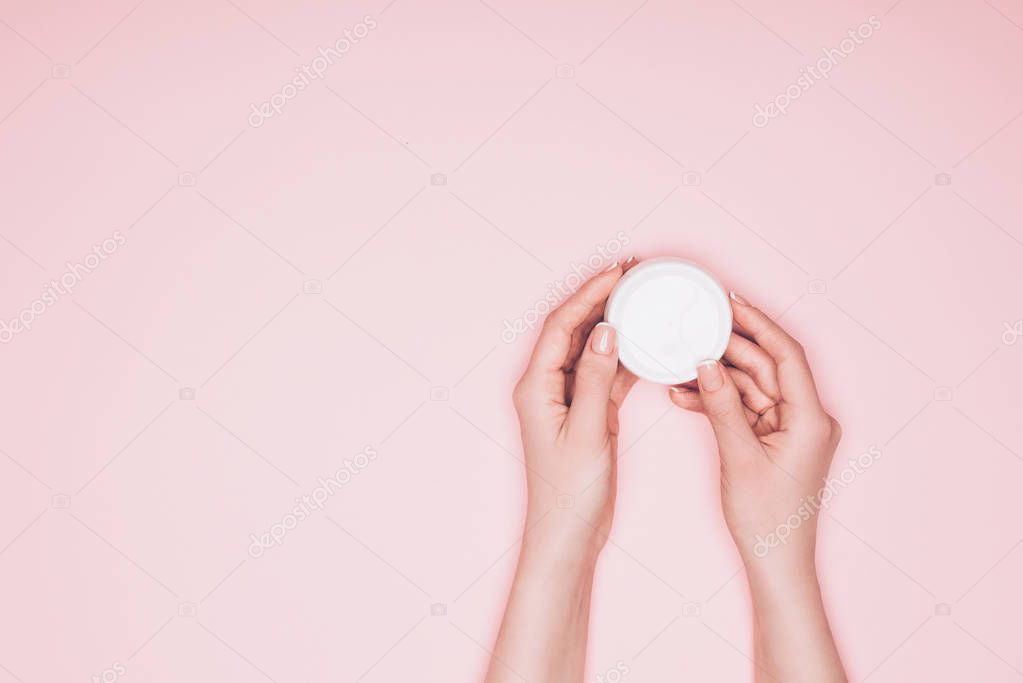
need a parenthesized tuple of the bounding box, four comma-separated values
(727, 366, 776, 415)
(728, 292, 821, 410)
(610, 364, 639, 409)
(519, 263, 624, 406)
(607, 365, 638, 438)
(523, 263, 617, 384)
(566, 323, 619, 437)
(563, 305, 606, 375)
(669, 386, 760, 426)
(723, 332, 780, 402)
(695, 359, 762, 465)
(668, 385, 702, 411)
(669, 368, 768, 420)
(564, 257, 639, 374)
(564, 300, 623, 404)
(669, 382, 707, 413)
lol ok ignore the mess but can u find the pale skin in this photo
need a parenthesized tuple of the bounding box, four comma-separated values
(485, 259, 847, 683)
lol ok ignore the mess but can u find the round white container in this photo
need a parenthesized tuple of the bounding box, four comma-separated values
(604, 258, 732, 384)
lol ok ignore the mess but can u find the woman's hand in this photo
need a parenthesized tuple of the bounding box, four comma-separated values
(668, 291, 841, 569)
(486, 259, 637, 683)
(512, 258, 638, 556)
(668, 292, 847, 683)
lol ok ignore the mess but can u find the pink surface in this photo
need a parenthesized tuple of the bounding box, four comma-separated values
(1, 0, 1022, 681)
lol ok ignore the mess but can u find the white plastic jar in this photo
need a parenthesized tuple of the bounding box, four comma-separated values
(604, 257, 732, 384)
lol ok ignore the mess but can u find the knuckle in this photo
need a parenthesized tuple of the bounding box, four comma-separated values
(806, 413, 834, 441)
(828, 416, 843, 442)
(539, 307, 566, 335)
(544, 303, 577, 331)
(785, 338, 806, 360)
(511, 378, 531, 408)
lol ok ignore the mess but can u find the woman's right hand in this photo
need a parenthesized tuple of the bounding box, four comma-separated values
(667, 292, 842, 574)
(668, 292, 848, 682)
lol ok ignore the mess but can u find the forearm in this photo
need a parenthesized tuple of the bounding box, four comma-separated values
(746, 561, 846, 683)
(485, 524, 601, 683)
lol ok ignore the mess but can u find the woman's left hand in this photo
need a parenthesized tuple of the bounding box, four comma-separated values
(512, 259, 638, 555)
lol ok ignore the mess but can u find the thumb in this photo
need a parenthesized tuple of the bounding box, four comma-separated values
(696, 360, 762, 465)
(566, 323, 619, 437)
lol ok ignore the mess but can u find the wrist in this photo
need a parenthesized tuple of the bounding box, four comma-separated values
(522, 507, 605, 571)
(745, 555, 822, 605)
(731, 519, 818, 580)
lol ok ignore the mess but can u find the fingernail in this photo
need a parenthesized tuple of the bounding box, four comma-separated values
(697, 360, 723, 391)
(624, 256, 637, 265)
(729, 291, 748, 306)
(603, 260, 620, 272)
(592, 323, 616, 354)
(669, 385, 693, 394)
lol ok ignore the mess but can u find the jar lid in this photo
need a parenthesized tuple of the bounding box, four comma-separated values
(605, 258, 732, 384)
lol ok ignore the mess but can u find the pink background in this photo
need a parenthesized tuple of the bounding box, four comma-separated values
(1, 0, 1022, 680)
